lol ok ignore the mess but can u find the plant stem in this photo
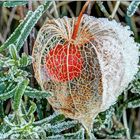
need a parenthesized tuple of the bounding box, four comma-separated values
(76, 1, 81, 16)
(123, 90, 131, 139)
(72, 0, 91, 40)
(52, 0, 59, 18)
(96, 1, 110, 17)
(110, 1, 120, 19)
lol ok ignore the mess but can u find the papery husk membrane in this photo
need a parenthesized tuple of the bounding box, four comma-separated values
(32, 14, 139, 132)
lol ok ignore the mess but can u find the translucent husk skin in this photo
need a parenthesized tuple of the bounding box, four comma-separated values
(32, 14, 139, 133)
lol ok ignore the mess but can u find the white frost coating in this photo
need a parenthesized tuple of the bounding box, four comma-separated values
(83, 15, 139, 111)
(33, 14, 139, 132)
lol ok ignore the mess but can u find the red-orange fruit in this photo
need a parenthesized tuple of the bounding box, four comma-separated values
(46, 44, 83, 82)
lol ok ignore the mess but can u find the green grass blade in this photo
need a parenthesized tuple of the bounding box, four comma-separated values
(0, 2, 52, 52)
(0, 11, 33, 52)
(13, 79, 29, 111)
(3, 1, 28, 7)
(127, 0, 140, 17)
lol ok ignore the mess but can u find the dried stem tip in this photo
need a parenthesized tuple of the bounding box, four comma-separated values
(72, 0, 91, 40)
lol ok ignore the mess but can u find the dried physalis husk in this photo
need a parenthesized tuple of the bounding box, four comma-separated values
(32, 14, 139, 133)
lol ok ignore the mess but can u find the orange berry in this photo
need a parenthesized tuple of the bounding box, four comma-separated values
(46, 44, 83, 82)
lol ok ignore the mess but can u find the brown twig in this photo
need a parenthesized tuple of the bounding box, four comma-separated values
(3, 7, 16, 40)
(110, 0, 121, 19)
(28, 0, 32, 11)
(87, 1, 94, 15)
(0, 33, 4, 43)
(52, 0, 59, 18)
(123, 90, 131, 139)
(0, 7, 2, 31)
(66, 5, 75, 17)
(5, 100, 11, 114)
(28, 1, 35, 87)
(50, 1, 72, 14)
(76, 1, 82, 16)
